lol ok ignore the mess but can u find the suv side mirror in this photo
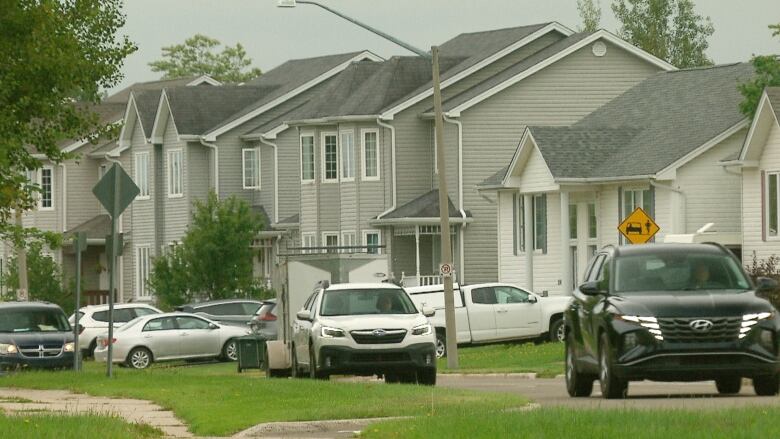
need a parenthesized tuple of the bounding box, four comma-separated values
(296, 309, 311, 321)
(756, 277, 778, 293)
(422, 306, 435, 317)
(579, 281, 604, 296)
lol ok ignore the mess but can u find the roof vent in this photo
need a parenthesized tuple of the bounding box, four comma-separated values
(592, 41, 607, 57)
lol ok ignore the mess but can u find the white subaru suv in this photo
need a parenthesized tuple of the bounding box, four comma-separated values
(291, 282, 437, 385)
(69, 303, 161, 357)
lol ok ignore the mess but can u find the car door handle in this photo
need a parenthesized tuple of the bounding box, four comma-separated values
(496, 309, 508, 313)
(143, 335, 152, 339)
(180, 332, 188, 336)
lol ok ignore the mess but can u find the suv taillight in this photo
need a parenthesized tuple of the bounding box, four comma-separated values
(99, 337, 116, 348)
(259, 311, 277, 322)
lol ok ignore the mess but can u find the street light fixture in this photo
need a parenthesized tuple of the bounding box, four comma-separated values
(277, 0, 459, 369)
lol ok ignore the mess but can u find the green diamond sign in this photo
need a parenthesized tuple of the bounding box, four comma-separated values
(92, 163, 139, 218)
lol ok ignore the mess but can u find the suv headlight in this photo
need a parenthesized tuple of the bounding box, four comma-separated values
(740, 312, 775, 339)
(0, 344, 18, 355)
(63, 342, 75, 353)
(321, 326, 345, 338)
(411, 323, 432, 336)
(615, 315, 663, 340)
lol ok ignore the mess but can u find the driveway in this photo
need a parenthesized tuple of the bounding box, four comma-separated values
(438, 375, 780, 409)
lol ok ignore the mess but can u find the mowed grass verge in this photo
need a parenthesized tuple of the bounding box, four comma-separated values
(363, 406, 780, 439)
(437, 342, 564, 377)
(0, 362, 526, 436)
(0, 412, 162, 439)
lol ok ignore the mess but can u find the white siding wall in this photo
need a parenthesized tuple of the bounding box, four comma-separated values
(744, 120, 780, 261)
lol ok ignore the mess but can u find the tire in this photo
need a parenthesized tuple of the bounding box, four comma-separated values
(598, 333, 627, 399)
(715, 376, 742, 395)
(398, 373, 417, 384)
(221, 339, 238, 362)
(753, 374, 780, 396)
(435, 332, 447, 358)
(308, 345, 329, 380)
(384, 373, 400, 384)
(291, 346, 307, 378)
(86, 339, 97, 359)
(417, 368, 437, 386)
(126, 347, 152, 370)
(565, 333, 594, 397)
(550, 318, 565, 343)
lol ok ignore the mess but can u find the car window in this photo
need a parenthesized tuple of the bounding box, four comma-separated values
(319, 288, 418, 316)
(303, 291, 318, 312)
(471, 287, 497, 305)
(494, 286, 530, 304)
(142, 317, 176, 332)
(241, 302, 263, 315)
(133, 307, 158, 318)
(306, 292, 320, 312)
(256, 303, 275, 317)
(0, 308, 71, 333)
(92, 311, 108, 322)
(175, 316, 211, 330)
(587, 255, 606, 282)
(596, 257, 611, 291)
(92, 309, 134, 323)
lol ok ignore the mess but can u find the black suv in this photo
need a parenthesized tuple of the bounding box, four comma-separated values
(565, 243, 780, 399)
(0, 302, 75, 370)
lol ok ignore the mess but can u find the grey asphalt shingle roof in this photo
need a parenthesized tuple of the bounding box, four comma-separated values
(65, 214, 111, 240)
(381, 190, 465, 219)
(132, 89, 165, 138)
(104, 76, 202, 104)
(477, 166, 509, 188)
(767, 87, 780, 121)
(164, 86, 274, 135)
(493, 62, 755, 181)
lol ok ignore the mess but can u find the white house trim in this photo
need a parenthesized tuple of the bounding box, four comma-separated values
(656, 120, 749, 180)
(202, 51, 383, 141)
(446, 30, 676, 117)
(378, 22, 574, 120)
(739, 91, 780, 162)
(117, 93, 148, 150)
(150, 90, 179, 144)
(320, 131, 339, 183)
(186, 75, 222, 86)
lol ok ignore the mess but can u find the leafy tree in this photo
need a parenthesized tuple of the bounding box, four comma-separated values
(148, 34, 262, 83)
(0, 0, 136, 235)
(577, 0, 602, 32)
(147, 192, 270, 309)
(611, 0, 714, 68)
(3, 242, 73, 313)
(738, 23, 780, 119)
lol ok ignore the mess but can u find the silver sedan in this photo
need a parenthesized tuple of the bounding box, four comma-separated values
(94, 312, 250, 369)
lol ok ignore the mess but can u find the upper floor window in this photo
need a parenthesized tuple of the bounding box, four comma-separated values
(167, 149, 183, 197)
(341, 131, 355, 181)
(621, 188, 652, 217)
(242, 148, 260, 189)
(362, 129, 379, 180)
(569, 204, 578, 240)
(301, 135, 315, 182)
(39, 167, 53, 210)
(323, 232, 338, 254)
(322, 133, 338, 182)
(135, 152, 150, 199)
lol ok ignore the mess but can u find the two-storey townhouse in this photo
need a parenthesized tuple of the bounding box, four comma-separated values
(482, 63, 754, 296)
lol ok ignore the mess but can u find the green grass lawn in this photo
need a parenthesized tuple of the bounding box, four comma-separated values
(363, 406, 780, 439)
(437, 342, 564, 377)
(0, 412, 162, 439)
(0, 362, 526, 437)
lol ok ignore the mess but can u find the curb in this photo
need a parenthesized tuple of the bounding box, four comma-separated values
(233, 416, 411, 438)
(438, 372, 538, 379)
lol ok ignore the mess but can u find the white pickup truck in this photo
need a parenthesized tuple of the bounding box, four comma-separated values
(406, 283, 570, 357)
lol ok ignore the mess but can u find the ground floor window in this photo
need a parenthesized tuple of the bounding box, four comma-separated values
(135, 246, 152, 298)
(364, 230, 381, 254)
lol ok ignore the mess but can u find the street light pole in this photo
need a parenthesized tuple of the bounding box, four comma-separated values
(277, 0, 459, 368)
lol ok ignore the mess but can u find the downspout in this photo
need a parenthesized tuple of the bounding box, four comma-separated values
(58, 163, 67, 232)
(650, 180, 686, 234)
(444, 115, 466, 284)
(376, 118, 396, 219)
(199, 138, 219, 197)
(259, 136, 279, 224)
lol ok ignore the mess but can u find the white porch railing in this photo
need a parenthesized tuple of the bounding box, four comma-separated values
(401, 272, 456, 287)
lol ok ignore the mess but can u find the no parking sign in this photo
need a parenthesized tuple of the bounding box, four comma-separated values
(439, 263, 454, 278)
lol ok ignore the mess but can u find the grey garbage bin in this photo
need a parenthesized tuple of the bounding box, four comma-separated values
(237, 334, 266, 373)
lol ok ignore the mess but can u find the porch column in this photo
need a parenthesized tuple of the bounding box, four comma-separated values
(415, 225, 421, 283)
(560, 191, 572, 295)
(523, 193, 534, 291)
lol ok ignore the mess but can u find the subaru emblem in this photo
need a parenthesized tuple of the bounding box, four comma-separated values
(689, 319, 713, 333)
(372, 329, 387, 337)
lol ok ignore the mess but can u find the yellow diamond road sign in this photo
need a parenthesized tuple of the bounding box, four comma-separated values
(618, 207, 660, 244)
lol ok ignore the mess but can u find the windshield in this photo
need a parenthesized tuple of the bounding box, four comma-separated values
(320, 288, 418, 316)
(0, 309, 72, 333)
(614, 252, 751, 293)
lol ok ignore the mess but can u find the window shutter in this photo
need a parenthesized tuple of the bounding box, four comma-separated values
(512, 194, 518, 256)
(617, 186, 623, 245)
(541, 194, 547, 254)
(761, 170, 766, 242)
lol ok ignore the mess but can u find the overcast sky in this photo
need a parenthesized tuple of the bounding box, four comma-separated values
(114, 0, 779, 92)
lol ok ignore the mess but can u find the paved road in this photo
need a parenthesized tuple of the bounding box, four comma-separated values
(438, 375, 780, 409)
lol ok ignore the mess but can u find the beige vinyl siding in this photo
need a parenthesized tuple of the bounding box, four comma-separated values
(744, 119, 780, 261)
(506, 144, 558, 193)
(275, 128, 301, 222)
(162, 117, 188, 244)
(65, 159, 100, 230)
(21, 164, 61, 232)
(674, 130, 745, 235)
(497, 190, 524, 286)
(459, 39, 662, 283)
(394, 99, 436, 206)
(188, 142, 211, 204)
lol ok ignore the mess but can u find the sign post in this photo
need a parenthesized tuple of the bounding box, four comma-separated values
(73, 231, 87, 371)
(92, 163, 139, 378)
(618, 207, 660, 244)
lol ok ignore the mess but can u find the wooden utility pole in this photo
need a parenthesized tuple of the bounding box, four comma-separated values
(15, 207, 28, 301)
(432, 46, 458, 369)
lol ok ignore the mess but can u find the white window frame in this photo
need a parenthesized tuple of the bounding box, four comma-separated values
(302, 233, 316, 254)
(341, 231, 356, 253)
(340, 130, 355, 182)
(361, 128, 380, 181)
(167, 149, 183, 198)
(300, 133, 315, 183)
(533, 194, 546, 253)
(39, 166, 54, 211)
(766, 172, 780, 239)
(363, 230, 382, 255)
(322, 232, 339, 253)
(134, 152, 150, 199)
(242, 148, 261, 190)
(135, 245, 152, 298)
(587, 202, 598, 240)
(321, 132, 338, 183)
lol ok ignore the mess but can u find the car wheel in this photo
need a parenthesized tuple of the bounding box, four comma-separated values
(753, 374, 780, 396)
(291, 346, 306, 379)
(87, 339, 98, 359)
(417, 368, 437, 386)
(565, 332, 594, 397)
(435, 332, 447, 358)
(384, 373, 400, 384)
(308, 345, 329, 380)
(126, 347, 152, 370)
(550, 318, 565, 343)
(598, 333, 627, 399)
(715, 376, 742, 395)
(398, 373, 417, 384)
(221, 339, 238, 362)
